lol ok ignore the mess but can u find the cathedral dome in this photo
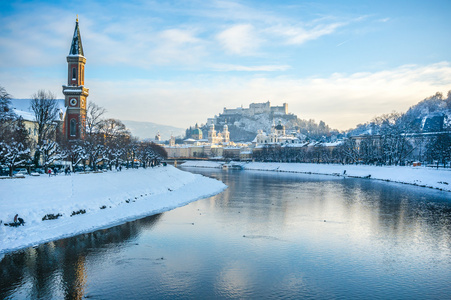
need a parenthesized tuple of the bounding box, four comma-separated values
(192, 128, 202, 135)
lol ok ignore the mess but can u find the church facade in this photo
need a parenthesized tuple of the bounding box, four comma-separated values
(62, 17, 89, 140)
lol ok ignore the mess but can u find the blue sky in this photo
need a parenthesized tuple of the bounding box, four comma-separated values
(1, 0, 450, 130)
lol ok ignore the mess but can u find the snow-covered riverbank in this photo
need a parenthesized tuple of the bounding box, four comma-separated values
(182, 161, 451, 192)
(0, 165, 227, 255)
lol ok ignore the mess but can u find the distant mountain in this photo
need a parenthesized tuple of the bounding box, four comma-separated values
(122, 120, 185, 141)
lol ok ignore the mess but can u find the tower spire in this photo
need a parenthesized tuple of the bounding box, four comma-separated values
(69, 16, 84, 56)
(63, 17, 89, 140)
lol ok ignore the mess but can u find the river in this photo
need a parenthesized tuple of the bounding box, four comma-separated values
(1, 167, 450, 299)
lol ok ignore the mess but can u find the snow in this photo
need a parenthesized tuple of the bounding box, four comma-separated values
(10, 99, 66, 122)
(0, 165, 227, 255)
(182, 161, 451, 192)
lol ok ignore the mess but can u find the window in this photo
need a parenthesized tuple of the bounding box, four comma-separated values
(72, 67, 76, 80)
(70, 119, 77, 136)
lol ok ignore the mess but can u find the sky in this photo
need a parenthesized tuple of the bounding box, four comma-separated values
(1, 0, 450, 131)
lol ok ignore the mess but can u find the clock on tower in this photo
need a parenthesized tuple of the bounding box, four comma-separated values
(62, 16, 89, 140)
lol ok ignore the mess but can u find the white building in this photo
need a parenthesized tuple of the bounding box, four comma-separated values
(253, 120, 301, 145)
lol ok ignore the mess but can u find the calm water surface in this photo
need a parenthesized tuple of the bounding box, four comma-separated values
(1, 168, 451, 299)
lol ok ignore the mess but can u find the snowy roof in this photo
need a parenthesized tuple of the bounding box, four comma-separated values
(282, 142, 310, 148)
(69, 19, 84, 56)
(323, 141, 343, 147)
(10, 99, 66, 122)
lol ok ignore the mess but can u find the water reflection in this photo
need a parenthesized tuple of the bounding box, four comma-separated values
(0, 214, 162, 300)
(1, 168, 451, 299)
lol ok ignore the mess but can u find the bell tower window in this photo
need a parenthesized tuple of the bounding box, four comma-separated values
(70, 119, 77, 136)
(81, 66, 84, 85)
(72, 67, 76, 80)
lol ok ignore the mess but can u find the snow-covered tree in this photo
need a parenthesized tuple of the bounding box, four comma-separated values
(65, 142, 87, 171)
(30, 90, 59, 166)
(0, 86, 15, 121)
(0, 86, 19, 143)
(337, 138, 360, 164)
(40, 141, 66, 172)
(426, 133, 451, 168)
(0, 141, 30, 176)
(374, 112, 414, 165)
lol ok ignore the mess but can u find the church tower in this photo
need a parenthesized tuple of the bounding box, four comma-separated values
(62, 17, 89, 140)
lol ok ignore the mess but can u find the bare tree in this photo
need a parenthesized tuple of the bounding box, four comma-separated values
(86, 101, 107, 135)
(99, 118, 129, 138)
(30, 90, 59, 166)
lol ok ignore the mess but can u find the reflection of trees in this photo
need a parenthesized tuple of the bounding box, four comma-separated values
(199, 168, 451, 249)
(334, 179, 451, 246)
(0, 214, 162, 299)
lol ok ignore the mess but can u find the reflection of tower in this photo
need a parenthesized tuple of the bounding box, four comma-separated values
(62, 16, 89, 140)
(73, 256, 87, 300)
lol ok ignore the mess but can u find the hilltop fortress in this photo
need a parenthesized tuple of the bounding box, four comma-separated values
(200, 101, 297, 142)
(221, 101, 288, 117)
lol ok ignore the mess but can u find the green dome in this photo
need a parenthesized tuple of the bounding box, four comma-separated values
(192, 128, 202, 135)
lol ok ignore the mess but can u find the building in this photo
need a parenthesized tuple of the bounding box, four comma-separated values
(253, 120, 300, 145)
(208, 123, 230, 144)
(62, 17, 89, 141)
(191, 124, 203, 140)
(222, 101, 288, 117)
(10, 99, 66, 147)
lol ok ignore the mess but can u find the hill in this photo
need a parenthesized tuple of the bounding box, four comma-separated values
(185, 101, 339, 142)
(349, 91, 451, 136)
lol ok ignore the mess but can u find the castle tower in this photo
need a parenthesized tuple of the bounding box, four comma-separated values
(62, 17, 89, 140)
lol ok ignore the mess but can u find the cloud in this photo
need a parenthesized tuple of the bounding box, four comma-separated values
(211, 64, 291, 72)
(216, 24, 262, 55)
(377, 18, 390, 23)
(149, 28, 207, 65)
(0, 8, 72, 68)
(271, 22, 346, 45)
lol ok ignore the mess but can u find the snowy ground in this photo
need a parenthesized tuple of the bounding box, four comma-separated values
(182, 161, 451, 192)
(0, 165, 227, 255)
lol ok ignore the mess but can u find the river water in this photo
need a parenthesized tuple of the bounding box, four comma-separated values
(1, 168, 451, 299)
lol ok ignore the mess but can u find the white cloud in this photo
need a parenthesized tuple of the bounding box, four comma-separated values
(211, 64, 291, 72)
(378, 18, 390, 23)
(268, 22, 346, 45)
(216, 24, 262, 55)
(149, 28, 206, 65)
